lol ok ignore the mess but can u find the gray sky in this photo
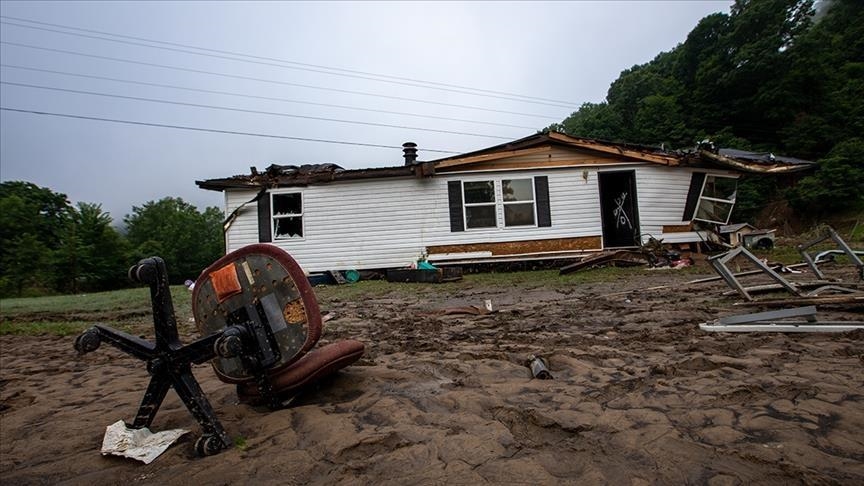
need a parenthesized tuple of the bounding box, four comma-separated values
(0, 0, 731, 222)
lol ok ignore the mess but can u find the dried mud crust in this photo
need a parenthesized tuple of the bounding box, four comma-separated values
(1, 267, 863, 485)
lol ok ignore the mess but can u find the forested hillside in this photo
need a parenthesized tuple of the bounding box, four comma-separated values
(549, 0, 864, 220)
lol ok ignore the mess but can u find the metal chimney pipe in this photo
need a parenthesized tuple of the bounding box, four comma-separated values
(402, 142, 418, 165)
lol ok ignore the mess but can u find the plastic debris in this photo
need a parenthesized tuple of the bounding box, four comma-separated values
(101, 420, 190, 464)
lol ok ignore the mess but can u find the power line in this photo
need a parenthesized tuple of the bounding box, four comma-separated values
(0, 81, 516, 140)
(1, 41, 559, 120)
(0, 64, 539, 130)
(0, 19, 576, 109)
(0, 15, 582, 108)
(0, 106, 462, 154)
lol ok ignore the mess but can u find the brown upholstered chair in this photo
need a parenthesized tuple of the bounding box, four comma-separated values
(192, 244, 365, 408)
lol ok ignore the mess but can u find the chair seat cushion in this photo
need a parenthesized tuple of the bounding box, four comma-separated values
(237, 340, 365, 403)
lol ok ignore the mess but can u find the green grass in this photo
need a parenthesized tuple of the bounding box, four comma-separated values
(0, 285, 193, 337)
(1, 285, 191, 316)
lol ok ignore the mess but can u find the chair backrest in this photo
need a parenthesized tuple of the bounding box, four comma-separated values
(192, 244, 322, 384)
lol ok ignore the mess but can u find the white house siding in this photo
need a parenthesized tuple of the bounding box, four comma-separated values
(221, 164, 735, 272)
(634, 166, 739, 244)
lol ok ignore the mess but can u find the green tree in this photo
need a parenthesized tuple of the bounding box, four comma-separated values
(54, 203, 131, 293)
(0, 181, 73, 296)
(124, 197, 224, 283)
(787, 138, 864, 215)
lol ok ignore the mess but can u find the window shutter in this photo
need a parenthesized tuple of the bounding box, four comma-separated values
(534, 176, 552, 227)
(447, 181, 464, 232)
(682, 172, 706, 221)
(257, 192, 272, 242)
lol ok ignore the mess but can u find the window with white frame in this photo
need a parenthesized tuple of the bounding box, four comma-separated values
(460, 178, 538, 230)
(502, 178, 536, 227)
(272, 192, 303, 239)
(463, 181, 497, 229)
(693, 175, 737, 224)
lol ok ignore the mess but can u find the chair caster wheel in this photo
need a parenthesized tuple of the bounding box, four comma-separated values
(195, 434, 227, 456)
(75, 328, 101, 354)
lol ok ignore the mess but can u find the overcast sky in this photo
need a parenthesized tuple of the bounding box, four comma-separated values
(0, 0, 731, 221)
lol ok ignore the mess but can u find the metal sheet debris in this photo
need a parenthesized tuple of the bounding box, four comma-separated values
(798, 226, 864, 280)
(101, 420, 189, 464)
(700, 306, 864, 333)
(708, 246, 802, 301)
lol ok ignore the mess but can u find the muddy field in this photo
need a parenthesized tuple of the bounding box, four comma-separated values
(1, 263, 863, 485)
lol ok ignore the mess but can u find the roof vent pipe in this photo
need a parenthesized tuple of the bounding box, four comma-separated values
(402, 142, 418, 165)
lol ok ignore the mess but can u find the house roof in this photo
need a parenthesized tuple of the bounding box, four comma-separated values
(196, 132, 816, 191)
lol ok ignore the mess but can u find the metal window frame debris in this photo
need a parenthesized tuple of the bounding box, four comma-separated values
(700, 306, 864, 333)
(707, 246, 801, 301)
(798, 226, 864, 280)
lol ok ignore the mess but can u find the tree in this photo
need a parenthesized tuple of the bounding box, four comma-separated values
(124, 197, 224, 283)
(786, 138, 864, 215)
(0, 181, 73, 296)
(54, 203, 131, 293)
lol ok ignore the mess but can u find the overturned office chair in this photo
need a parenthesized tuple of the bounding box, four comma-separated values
(75, 244, 365, 456)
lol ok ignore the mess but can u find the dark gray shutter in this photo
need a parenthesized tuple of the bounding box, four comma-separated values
(257, 192, 272, 242)
(534, 176, 552, 227)
(682, 172, 706, 221)
(447, 181, 464, 232)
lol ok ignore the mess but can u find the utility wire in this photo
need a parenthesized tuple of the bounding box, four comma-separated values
(0, 15, 581, 108)
(1, 20, 576, 109)
(1, 41, 559, 120)
(0, 81, 515, 140)
(0, 64, 539, 130)
(0, 106, 461, 154)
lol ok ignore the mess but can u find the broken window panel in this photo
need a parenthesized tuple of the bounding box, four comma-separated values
(272, 192, 303, 239)
(693, 175, 737, 224)
(701, 176, 737, 201)
(695, 200, 734, 224)
(274, 216, 303, 239)
(273, 192, 301, 216)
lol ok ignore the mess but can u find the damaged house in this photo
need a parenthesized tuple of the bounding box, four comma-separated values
(196, 132, 813, 273)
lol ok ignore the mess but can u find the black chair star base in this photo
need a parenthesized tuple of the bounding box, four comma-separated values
(75, 257, 235, 455)
(75, 245, 365, 458)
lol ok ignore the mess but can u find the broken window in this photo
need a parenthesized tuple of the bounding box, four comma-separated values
(463, 181, 497, 229)
(693, 175, 737, 225)
(502, 178, 536, 227)
(271, 192, 303, 239)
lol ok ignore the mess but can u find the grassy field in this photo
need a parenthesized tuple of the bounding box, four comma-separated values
(3, 235, 859, 338)
(0, 265, 665, 337)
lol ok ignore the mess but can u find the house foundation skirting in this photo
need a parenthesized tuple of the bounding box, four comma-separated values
(427, 236, 602, 257)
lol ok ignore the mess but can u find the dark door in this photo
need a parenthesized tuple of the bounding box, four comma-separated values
(598, 170, 640, 248)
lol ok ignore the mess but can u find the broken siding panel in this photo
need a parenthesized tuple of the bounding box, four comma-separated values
(225, 190, 263, 251)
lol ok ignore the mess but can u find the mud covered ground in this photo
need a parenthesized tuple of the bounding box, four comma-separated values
(1, 263, 863, 485)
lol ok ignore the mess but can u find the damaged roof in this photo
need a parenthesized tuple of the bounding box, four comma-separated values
(197, 162, 417, 191)
(196, 132, 816, 191)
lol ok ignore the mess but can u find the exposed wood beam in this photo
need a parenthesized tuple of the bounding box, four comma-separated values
(434, 146, 553, 168)
(547, 132, 680, 166)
